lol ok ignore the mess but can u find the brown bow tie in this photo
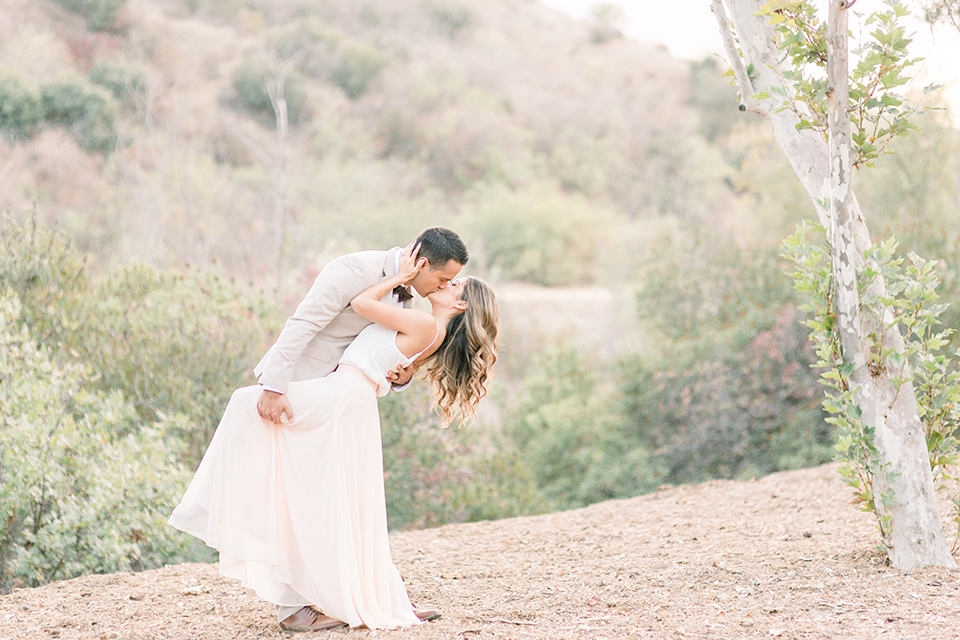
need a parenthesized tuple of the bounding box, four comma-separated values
(393, 285, 413, 302)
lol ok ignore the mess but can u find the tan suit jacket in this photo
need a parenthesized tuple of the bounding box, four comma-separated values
(254, 247, 411, 393)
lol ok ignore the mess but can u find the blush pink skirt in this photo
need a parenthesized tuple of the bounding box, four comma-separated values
(168, 365, 419, 629)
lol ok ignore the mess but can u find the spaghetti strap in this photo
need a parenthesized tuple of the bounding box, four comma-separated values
(409, 325, 441, 361)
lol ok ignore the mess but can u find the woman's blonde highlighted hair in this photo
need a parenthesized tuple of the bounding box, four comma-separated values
(426, 277, 499, 425)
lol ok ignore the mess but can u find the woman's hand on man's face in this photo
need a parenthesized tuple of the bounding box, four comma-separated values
(399, 242, 426, 282)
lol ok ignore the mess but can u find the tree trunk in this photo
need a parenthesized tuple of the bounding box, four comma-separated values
(712, 0, 956, 570)
(265, 67, 289, 294)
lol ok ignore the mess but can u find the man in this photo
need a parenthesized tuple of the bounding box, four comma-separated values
(256, 226, 468, 426)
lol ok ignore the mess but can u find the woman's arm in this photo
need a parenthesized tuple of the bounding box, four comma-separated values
(350, 244, 437, 354)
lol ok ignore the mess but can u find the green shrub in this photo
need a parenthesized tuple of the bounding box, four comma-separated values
(379, 381, 544, 529)
(51, 0, 127, 31)
(81, 265, 280, 464)
(0, 74, 45, 142)
(87, 59, 146, 110)
(331, 40, 389, 100)
(0, 294, 210, 592)
(587, 3, 625, 44)
(427, 1, 474, 40)
(40, 79, 119, 153)
(274, 17, 340, 62)
(461, 182, 609, 286)
(619, 237, 830, 484)
(0, 216, 280, 467)
(379, 387, 471, 529)
(0, 216, 87, 347)
(0, 215, 287, 589)
(183, 0, 248, 21)
(509, 346, 666, 510)
(231, 58, 308, 125)
(276, 19, 389, 100)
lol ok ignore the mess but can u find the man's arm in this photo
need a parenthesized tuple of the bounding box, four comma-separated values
(256, 256, 374, 394)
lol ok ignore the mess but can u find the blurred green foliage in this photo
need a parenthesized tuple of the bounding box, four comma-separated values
(0, 218, 233, 591)
(0, 294, 208, 590)
(1, 217, 282, 466)
(624, 237, 830, 482)
(379, 382, 544, 529)
(461, 182, 610, 286)
(330, 39, 390, 100)
(87, 59, 147, 111)
(275, 17, 390, 100)
(508, 347, 666, 509)
(427, 0, 474, 40)
(0, 74, 45, 142)
(40, 79, 119, 153)
(231, 58, 308, 125)
(51, 0, 127, 31)
(0, 73, 121, 152)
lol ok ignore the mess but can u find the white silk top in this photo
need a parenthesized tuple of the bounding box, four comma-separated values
(339, 322, 439, 397)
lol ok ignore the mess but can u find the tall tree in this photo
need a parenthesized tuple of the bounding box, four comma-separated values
(711, 0, 956, 570)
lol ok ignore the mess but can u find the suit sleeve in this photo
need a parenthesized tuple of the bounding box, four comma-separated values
(255, 254, 375, 393)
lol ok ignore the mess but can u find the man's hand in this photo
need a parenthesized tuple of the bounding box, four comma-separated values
(387, 363, 416, 387)
(257, 389, 294, 424)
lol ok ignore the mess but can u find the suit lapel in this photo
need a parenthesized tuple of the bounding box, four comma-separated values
(381, 247, 401, 280)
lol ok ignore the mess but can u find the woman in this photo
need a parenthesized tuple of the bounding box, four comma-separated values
(168, 248, 499, 631)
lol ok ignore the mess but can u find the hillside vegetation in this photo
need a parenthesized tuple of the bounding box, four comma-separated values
(0, 0, 690, 283)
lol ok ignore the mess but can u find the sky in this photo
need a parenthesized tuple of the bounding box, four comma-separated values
(539, 0, 960, 115)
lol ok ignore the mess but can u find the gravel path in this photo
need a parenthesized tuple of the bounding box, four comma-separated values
(2, 463, 959, 640)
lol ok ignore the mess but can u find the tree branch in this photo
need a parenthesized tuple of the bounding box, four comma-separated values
(711, 0, 766, 115)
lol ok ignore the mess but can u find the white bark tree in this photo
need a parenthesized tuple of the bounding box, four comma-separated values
(262, 55, 292, 294)
(711, 0, 956, 570)
(223, 46, 300, 292)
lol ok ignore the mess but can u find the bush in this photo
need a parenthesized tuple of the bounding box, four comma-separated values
(0, 216, 87, 347)
(0, 74, 45, 142)
(76, 265, 281, 464)
(40, 79, 119, 153)
(0, 216, 280, 466)
(0, 215, 286, 589)
(427, 1, 474, 40)
(461, 182, 612, 286)
(51, 0, 127, 31)
(509, 346, 666, 510)
(87, 59, 147, 110)
(379, 386, 544, 529)
(231, 58, 308, 125)
(277, 19, 389, 101)
(587, 3, 625, 44)
(330, 40, 390, 100)
(0, 294, 210, 592)
(619, 237, 830, 484)
(182, 0, 248, 22)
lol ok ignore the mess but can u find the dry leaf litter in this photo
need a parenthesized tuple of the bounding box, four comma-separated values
(2, 463, 959, 640)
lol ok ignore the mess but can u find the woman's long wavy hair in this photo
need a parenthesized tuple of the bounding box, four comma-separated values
(426, 277, 499, 425)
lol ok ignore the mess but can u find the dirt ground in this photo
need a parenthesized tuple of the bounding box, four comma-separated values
(2, 463, 959, 640)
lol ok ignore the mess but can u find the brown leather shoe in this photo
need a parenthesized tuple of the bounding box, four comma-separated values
(279, 606, 348, 633)
(414, 606, 441, 622)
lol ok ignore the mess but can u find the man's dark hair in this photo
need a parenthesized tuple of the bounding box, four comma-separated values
(415, 227, 468, 269)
